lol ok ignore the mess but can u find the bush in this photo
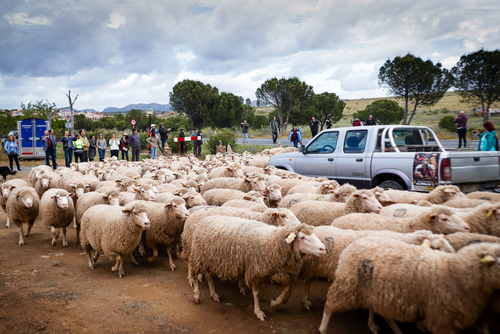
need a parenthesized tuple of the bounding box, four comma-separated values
(167, 135, 193, 154)
(438, 116, 457, 132)
(206, 128, 237, 154)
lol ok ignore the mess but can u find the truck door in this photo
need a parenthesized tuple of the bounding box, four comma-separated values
(34, 119, 48, 158)
(335, 129, 371, 188)
(18, 119, 34, 157)
(294, 131, 339, 179)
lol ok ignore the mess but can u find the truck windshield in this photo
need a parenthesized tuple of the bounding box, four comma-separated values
(307, 131, 339, 154)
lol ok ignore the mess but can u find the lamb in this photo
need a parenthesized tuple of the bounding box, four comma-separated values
(80, 202, 151, 277)
(300, 227, 454, 310)
(279, 183, 357, 208)
(6, 187, 40, 245)
(466, 191, 500, 202)
(202, 189, 265, 206)
(318, 237, 500, 334)
(291, 190, 383, 226)
(131, 197, 189, 271)
(384, 185, 463, 204)
(444, 232, 500, 251)
(119, 184, 157, 205)
(331, 206, 470, 234)
(39, 189, 75, 247)
(208, 163, 244, 179)
(155, 190, 206, 209)
(188, 216, 325, 320)
(1, 179, 29, 228)
(287, 180, 340, 196)
(200, 176, 268, 197)
(75, 190, 121, 244)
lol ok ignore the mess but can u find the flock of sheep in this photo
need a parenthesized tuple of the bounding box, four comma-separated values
(1, 145, 500, 334)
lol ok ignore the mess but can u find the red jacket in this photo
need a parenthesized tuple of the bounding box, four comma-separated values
(352, 120, 361, 127)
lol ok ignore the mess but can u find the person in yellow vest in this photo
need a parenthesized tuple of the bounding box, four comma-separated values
(74, 134, 84, 163)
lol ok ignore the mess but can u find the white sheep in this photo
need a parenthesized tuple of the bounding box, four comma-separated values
(1, 179, 29, 228)
(202, 189, 265, 206)
(279, 183, 357, 209)
(119, 184, 157, 205)
(6, 187, 40, 245)
(155, 190, 206, 209)
(221, 200, 268, 212)
(384, 185, 463, 204)
(200, 176, 268, 197)
(208, 163, 244, 179)
(287, 180, 340, 196)
(39, 189, 75, 247)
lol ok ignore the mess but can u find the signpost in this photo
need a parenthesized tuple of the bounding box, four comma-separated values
(65, 121, 72, 129)
(130, 119, 137, 126)
(174, 136, 202, 157)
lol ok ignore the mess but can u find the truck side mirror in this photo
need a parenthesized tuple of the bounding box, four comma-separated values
(300, 145, 305, 154)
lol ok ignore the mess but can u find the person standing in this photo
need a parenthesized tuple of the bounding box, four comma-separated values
(240, 120, 249, 144)
(80, 129, 89, 162)
(88, 135, 96, 161)
(196, 129, 203, 157)
(352, 116, 361, 127)
(49, 129, 58, 168)
(73, 134, 84, 163)
(96, 133, 107, 162)
(366, 115, 376, 126)
(60, 131, 76, 167)
(454, 111, 468, 149)
(5, 134, 21, 171)
(146, 131, 159, 159)
(179, 128, 186, 154)
(270, 117, 278, 144)
(288, 125, 302, 148)
(119, 132, 129, 161)
(191, 128, 198, 154)
(475, 121, 497, 151)
(109, 133, 120, 158)
(41, 130, 57, 169)
(325, 118, 332, 129)
(158, 123, 171, 149)
(129, 129, 141, 161)
(309, 116, 319, 137)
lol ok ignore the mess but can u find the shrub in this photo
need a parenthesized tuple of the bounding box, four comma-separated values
(438, 116, 457, 132)
(206, 128, 237, 154)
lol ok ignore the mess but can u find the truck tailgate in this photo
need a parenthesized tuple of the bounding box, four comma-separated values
(447, 151, 500, 183)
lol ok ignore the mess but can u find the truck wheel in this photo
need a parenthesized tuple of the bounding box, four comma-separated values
(379, 180, 404, 190)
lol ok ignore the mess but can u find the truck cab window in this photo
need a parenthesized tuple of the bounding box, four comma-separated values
(306, 131, 339, 154)
(344, 130, 367, 153)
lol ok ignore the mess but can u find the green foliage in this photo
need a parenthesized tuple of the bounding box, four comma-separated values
(378, 53, 452, 125)
(169, 79, 219, 128)
(162, 115, 192, 133)
(312, 92, 345, 130)
(209, 92, 244, 128)
(206, 128, 237, 154)
(438, 115, 457, 132)
(451, 49, 500, 123)
(0, 110, 18, 135)
(357, 99, 404, 125)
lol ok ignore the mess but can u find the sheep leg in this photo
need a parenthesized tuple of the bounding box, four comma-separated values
(25, 222, 34, 237)
(138, 241, 145, 256)
(166, 247, 177, 271)
(130, 252, 139, 265)
(112, 254, 125, 278)
(75, 223, 80, 246)
(270, 283, 292, 308)
(251, 284, 266, 321)
(383, 317, 403, 334)
(92, 250, 100, 263)
(206, 273, 220, 302)
(302, 278, 313, 310)
(238, 279, 248, 295)
(147, 244, 159, 262)
(83, 245, 95, 269)
(17, 223, 25, 246)
(368, 309, 379, 334)
(318, 310, 333, 334)
(51, 226, 58, 246)
(175, 243, 182, 258)
(193, 276, 201, 303)
(6, 216, 10, 228)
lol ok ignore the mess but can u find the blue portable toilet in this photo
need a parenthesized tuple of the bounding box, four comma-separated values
(17, 118, 48, 159)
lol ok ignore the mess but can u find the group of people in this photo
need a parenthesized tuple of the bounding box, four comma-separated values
(352, 115, 376, 127)
(147, 124, 202, 158)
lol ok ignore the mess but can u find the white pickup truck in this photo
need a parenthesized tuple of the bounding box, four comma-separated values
(268, 125, 500, 192)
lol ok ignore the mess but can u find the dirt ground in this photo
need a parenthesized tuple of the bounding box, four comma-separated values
(0, 174, 499, 334)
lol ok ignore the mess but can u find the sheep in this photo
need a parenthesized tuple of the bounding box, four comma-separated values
(466, 191, 500, 202)
(221, 200, 268, 212)
(384, 185, 463, 204)
(34, 173, 61, 198)
(318, 237, 500, 334)
(6, 187, 40, 246)
(287, 180, 340, 196)
(208, 163, 244, 179)
(75, 190, 121, 244)
(119, 184, 157, 205)
(444, 232, 500, 251)
(188, 216, 325, 320)
(200, 176, 268, 197)
(300, 227, 454, 310)
(263, 183, 283, 208)
(155, 190, 206, 209)
(279, 183, 357, 209)
(202, 189, 265, 206)
(443, 197, 489, 208)
(291, 190, 383, 226)
(39, 189, 75, 247)
(57, 175, 89, 199)
(28, 165, 53, 186)
(371, 186, 395, 206)
(457, 202, 500, 237)
(271, 178, 310, 197)
(79, 202, 151, 278)
(243, 156, 269, 167)
(332, 206, 470, 234)
(1, 179, 29, 228)
(131, 197, 189, 271)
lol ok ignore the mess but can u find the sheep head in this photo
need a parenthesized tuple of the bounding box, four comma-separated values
(372, 186, 395, 206)
(50, 190, 73, 209)
(267, 208, 300, 226)
(351, 190, 383, 213)
(287, 224, 326, 257)
(136, 185, 156, 202)
(242, 191, 266, 206)
(122, 203, 150, 229)
(182, 191, 206, 208)
(245, 176, 267, 197)
(165, 197, 189, 219)
(266, 184, 283, 203)
(427, 207, 470, 234)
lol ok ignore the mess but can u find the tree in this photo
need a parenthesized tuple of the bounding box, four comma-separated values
(256, 99, 260, 107)
(256, 77, 314, 132)
(66, 90, 78, 135)
(357, 99, 404, 125)
(209, 92, 244, 128)
(169, 79, 219, 128)
(36, 100, 59, 130)
(311, 92, 345, 130)
(378, 53, 452, 125)
(245, 98, 251, 105)
(451, 49, 500, 123)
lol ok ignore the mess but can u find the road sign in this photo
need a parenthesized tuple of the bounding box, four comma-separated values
(130, 119, 137, 126)
(65, 121, 72, 129)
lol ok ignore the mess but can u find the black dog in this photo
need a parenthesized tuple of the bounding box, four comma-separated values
(0, 166, 17, 181)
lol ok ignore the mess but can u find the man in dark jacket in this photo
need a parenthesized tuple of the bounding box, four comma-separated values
(454, 111, 468, 149)
(129, 128, 141, 161)
(158, 123, 171, 149)
(270, 117, 278, 144)
(60, 131, 76, 167)
(42, 129, 57, 169)
(325, 118, 332, 129)
(309, 116, 319, 137)
(179, 128, 186, 154)
(240, 120, 249, 144)
(366, 115, 376, 126)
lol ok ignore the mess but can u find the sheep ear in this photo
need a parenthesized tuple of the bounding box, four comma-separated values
(164, 203, 172, 208)
(444, 188, 453, 193)
(420, 239, 431, 248)
(428, 214, 436, 222)
(352, 193, 360, 198)
(51, 195, 57, 199)
(243, 195, 253, 200)
(68, 193, 75, 197)
(69, 183, 76, 188)
(122, 208, 131, 214)
(488, 210, 496, 218)
(481, 255, 496, 266)
(285, 232, 296, 244)
(134, 188, 139, 192)
(102, 194, 109, 198)
(115, 180, 122, 183)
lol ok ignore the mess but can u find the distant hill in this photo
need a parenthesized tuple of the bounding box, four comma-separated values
(101, 103, 171, 113)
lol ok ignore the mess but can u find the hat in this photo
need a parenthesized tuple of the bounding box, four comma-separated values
(160, 123, 164, 126)
(151, 124, 156, 127)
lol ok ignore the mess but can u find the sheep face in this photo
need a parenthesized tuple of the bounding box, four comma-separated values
(70, 163, 78, 171)
(373, 189, 394, 206)
(107, 195, 120, 206)
(183, 193, 207, 207)
(19, 193, 34, 208)
(70, 184, 86, 198)
(431, 213, 470, 234)
(166, 200, 190, 219)
(138, 186, 156, 202)
(246, 177, 268, 197)
(442, 187, 462, 201)
(287, 228, 326, 257)
(267, 185, 283, 202)
(271, 209, 301, 226)
(354, 193, 383, 213)
(2, 185, 14, 198)
(243, 192, 266, 206)
(51, 191, 73, 209)
(122, 207, 150, 229)
(320, 183, 338, 194)
(41, 176, 51, 188)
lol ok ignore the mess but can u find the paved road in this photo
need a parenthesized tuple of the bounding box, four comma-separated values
(237, 137, 479, 151)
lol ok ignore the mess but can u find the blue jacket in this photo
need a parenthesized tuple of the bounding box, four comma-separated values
(5, 141, 19, 155)
(60, 136, 76, 151)
(41, 134, 57, 151)
(288, 128, 302, 142)
(478, 130, 497, 151)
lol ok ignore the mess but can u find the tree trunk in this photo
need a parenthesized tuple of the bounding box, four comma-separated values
(407, 103, 419, 125)
(402, 95, 409, 125)
(482, 101, 489, 123)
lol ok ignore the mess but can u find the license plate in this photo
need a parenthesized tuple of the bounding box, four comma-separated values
(426, 186, 435, 191)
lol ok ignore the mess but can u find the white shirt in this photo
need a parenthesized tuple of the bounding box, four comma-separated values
(109, 138, 120, 150)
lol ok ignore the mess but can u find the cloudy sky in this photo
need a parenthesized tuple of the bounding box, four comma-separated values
(1, 0, 499, 111)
